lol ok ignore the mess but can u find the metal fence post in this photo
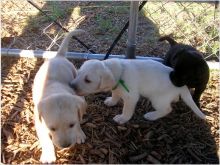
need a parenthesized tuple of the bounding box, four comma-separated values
(126, 1, 139, 59)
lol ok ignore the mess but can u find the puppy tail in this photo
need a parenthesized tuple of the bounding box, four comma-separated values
(158, 36, 177, 46)
(57, 29, 85, 56)
(180, 87, 206, 119)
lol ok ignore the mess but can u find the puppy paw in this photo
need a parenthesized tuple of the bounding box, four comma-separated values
(40, 152, 56, 163)
(104, 97, 117, 107)
(76, 130, 86, 144)
(144, 112, 160, 121)
(113, 114, 130, 124)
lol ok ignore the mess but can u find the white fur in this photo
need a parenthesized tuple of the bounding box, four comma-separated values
(33, 30, 87, 163)
(70, 58, 206, 125)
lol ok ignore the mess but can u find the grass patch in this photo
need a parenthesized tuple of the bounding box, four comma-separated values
(46, 1, 67, 20)
(95, 14, 120, 35)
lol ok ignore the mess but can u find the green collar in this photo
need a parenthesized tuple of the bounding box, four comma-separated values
(112, 79, 129, 92)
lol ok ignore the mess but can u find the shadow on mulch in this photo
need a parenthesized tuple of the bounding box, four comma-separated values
(81, 92, 219, 164)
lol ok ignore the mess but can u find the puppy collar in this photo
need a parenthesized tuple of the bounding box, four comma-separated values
(112, 79, 129, 92)
(111, 62, 129, 92)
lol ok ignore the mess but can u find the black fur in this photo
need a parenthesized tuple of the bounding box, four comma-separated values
(159, 36, 209, 107)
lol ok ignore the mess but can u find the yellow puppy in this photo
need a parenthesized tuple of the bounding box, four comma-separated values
(33, 30, 87, 163)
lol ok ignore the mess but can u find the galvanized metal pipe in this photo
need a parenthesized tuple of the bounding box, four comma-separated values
(126, 1, 139, 59)
(1, 48, 218, 69)
(1, 48, 164, 62)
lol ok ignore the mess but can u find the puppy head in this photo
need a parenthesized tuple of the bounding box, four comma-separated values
(171, 49, 203, 86)
(70, 60, 115, 96)
(38, 94, 86, 148)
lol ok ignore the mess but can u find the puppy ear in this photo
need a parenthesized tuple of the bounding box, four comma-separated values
(170, 71, 185, 87)
(170, 71, 176, 85)
(37, 100, 46, 123)
(98, 69, 115, 91)
(172, 49, 185, 62)
(75, 96, 87, 122)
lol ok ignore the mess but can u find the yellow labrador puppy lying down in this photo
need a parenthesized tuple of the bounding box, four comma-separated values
(32, 30, 87, 163)
(70, 59, 206, 125)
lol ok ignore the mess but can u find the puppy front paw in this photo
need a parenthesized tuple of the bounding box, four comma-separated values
(76, 129, 86, 144)
(144, 112, 160, 121)
(104, 97, 117, 107)
(113, 114, 130, 124)
(40, 152, 56, 163)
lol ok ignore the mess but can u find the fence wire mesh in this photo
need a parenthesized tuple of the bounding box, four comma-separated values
(142, 1, 219, 60)
(1, 0, 219, 61)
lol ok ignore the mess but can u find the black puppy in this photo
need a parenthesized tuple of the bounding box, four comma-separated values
(159, 36, 209, 107)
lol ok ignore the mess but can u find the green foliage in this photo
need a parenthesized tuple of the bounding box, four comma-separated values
(95, 15, 120, 35)
(47, 1, 66, 20)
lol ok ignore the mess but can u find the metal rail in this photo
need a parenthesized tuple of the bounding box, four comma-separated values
(2, 48, 218, 69)
(1, 48, 164, 62)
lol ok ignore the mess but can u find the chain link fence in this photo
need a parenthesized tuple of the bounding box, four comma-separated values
(1, 0, 219, 61)
(142, 1, 219, 60)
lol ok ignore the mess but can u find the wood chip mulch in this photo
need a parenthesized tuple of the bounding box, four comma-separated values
(1, 56, 219, 164)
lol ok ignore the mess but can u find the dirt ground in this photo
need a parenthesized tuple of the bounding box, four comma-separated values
(1, 1, 219, 164)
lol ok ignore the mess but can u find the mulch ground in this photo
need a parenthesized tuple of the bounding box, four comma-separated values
(1, 1, 219, 164)
(1, 56, 219, 164)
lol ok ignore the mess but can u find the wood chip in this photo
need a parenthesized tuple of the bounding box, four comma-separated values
(129, 152, 148, 162)
(79, 154, 86, 164)
(117, 126, 127, 130)
(85, 123, 97, 128)
(90, 149, 105, 159)
(30, 141, 39, 150)
(2, 128, 13, 139)
(147, 155, 161, 164)
(131, 124, 139, 128)
(187, 148, 202, 162)
(170, 155, 181, 164)
(206, 116, 215, 121)
(104, 139, 122, 148)
(100, 148, 108, 155)
(151, 151, 161, 160)
(143, 130, 153, 141)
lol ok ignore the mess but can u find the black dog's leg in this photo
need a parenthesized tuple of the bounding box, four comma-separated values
(193, 85, 207, 108)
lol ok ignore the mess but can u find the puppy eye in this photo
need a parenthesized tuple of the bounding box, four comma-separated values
(49, 134, 52, 140)
(50, 127, 56, 132)
(85, 76, 91, 83)
(69, 123, 75, 128)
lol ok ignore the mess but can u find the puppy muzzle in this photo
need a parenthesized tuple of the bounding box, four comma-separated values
(60, 142, 72, 148)
(69, 82, 78, 91)
(55, 140, 75, 149)
(69, 82, 87, 96)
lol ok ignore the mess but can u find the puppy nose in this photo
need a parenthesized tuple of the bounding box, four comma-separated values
(69, 82, 77, 91)
(61, 142, 71, 148)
